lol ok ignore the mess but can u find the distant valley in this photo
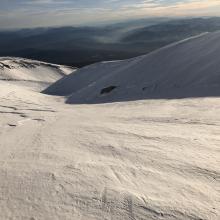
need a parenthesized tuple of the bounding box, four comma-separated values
(1, 17, 220, 67)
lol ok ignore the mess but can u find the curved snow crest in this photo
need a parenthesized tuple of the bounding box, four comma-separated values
(0, 57, 76, 91)
(44, 31, 220, 104)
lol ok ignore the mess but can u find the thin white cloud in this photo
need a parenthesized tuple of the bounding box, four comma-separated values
(0, 0, 220, 29)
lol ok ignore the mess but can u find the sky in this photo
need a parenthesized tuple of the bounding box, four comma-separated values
(0, 0, 220, 29)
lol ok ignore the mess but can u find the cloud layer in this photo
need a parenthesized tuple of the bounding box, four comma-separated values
(0, 0, 220, 29)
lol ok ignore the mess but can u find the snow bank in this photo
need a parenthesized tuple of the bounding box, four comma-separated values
(44, 31, 220, 103)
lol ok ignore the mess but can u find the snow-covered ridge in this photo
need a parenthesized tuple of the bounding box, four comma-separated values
(44, 31, 220, 104)
(0, 57, 76, 90)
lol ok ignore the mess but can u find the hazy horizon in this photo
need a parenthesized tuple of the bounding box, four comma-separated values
(0, 0, 220, 29)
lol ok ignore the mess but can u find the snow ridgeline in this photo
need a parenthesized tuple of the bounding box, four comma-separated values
(44, 31, 220, 104)
(0, 57, 76, 91)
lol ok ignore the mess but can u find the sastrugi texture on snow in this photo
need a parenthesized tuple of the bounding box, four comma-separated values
(0, 32, 219, 220)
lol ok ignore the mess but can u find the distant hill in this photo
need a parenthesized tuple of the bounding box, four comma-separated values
(123, 17, 220, 43)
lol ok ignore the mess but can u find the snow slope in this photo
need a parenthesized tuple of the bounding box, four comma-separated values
(0, 57, 76, 91)
(0, 80, 219, 220)
(0, 33, 220, 220)
(44, 31, 220, 104)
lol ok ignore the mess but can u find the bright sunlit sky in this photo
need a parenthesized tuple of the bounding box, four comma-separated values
(0, 0, 220, 29)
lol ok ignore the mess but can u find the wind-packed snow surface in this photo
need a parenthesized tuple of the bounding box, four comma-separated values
(44, 31, 220, 103)
(0, 57, 75, 91)
(0, 32, 219, 220)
